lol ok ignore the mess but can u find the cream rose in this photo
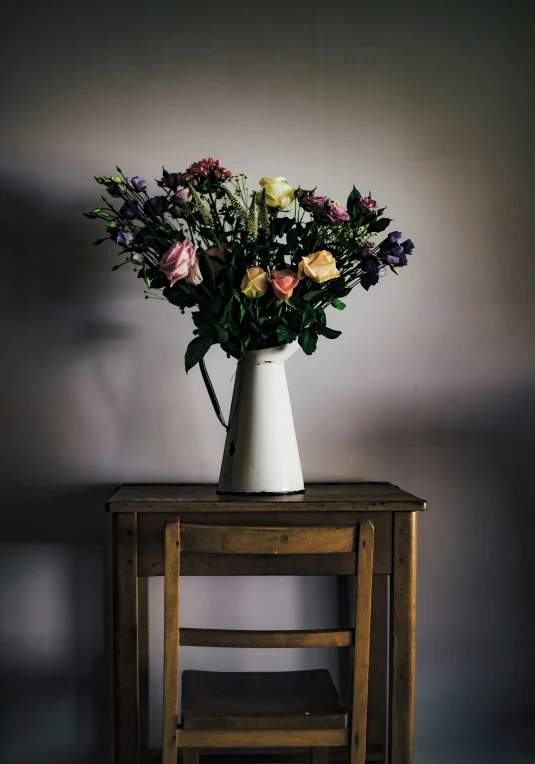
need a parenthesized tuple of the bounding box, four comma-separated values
(298, 250, 340, 283)
(257, 177, 295, 209)
(241, 266, 268, 298)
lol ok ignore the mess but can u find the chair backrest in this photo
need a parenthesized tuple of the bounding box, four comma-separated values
(162, 519, 374, 764)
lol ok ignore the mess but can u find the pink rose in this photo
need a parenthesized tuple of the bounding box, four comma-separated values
(359, 197, 378, 212)
(206, 242, 228, 274)
(174, 187, 192, 204)
(324, 203, 350, 226)
(268, 269, 300, 301)
(169, 187, 193, 218)
(159, 240, 198, 286)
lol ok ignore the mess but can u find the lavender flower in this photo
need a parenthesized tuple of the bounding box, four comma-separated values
(384, 245, 407, 267)
(379, 232, 409, 267)
(359, 255, 380, 290)
(120, 201, 138, 220)
(144, 195, 170, 217)
(116, 230, 133, 248)
(131, 175, 147, 192)
(402, 239, 415, 255)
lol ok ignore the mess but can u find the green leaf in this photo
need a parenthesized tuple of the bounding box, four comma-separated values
(286, 227, 300, 249)
(273, 217, 295, 237)
(313, 321, 342, 340)
(185, 334, 214, 373)
(221, 299, 233, 324)
(217, 326, 229, 344)
(331, 298, 346, 310)
(346, 186, 362, 221)
(303, 290, 323, 302)
(276, 326, 295, 343)
(208, 294, 223, 314)
(220, 340, 241, 359)
(296, 303, 316, 331)
(192, 311, 214, 334)
(367, 217, 392, 233)
(298, 327, 318, 355)
(198, 249, 216, 292)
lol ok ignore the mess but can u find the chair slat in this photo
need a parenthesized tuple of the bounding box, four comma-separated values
(176, 728, 350, 748)
(162, 518, 181, 764)
(180, 628, 354, 648)
(181, 525, 357, 555)
(350, 520, 375, 764)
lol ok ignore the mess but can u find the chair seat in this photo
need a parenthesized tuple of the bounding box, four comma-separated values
(181, 669, 348, 730)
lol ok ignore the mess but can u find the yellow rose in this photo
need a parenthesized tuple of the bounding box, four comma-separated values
(298, 250, 340, 283)
(241, 266, 268, 298)
(257, 177, 295, 209)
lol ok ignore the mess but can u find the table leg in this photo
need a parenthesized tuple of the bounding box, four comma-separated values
(114, 513, 139, 764)
(389, 512, 417, 764)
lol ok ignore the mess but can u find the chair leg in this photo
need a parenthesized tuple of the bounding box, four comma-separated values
(311, 747, 329, 764)
(183, 748, 200, 764)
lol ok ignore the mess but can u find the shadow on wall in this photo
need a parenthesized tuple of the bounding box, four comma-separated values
(368, 392, 535, 764)
(0, 186, 534, 764)
(0, 184, 125, 764)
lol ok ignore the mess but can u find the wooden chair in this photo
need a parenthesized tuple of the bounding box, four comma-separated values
(162, 520, 375, 764)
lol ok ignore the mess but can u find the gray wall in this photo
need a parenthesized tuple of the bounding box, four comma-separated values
(1, 1, 534, 762)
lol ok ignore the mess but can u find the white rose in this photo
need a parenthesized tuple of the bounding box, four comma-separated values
(257, 177, 295, 209)
(184, 257, 203, 286)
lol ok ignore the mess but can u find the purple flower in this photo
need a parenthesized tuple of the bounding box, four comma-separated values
(131, 175, 147, 192)
(358, 197, 378, 213)
(107, 219, 125, 241)
(144, 195, 170, 217)
(324, 203, 350, 226)
(299, 194, 329, 213)
(379, 233, 410, 267)
(116, 230, 133, 248)
(359, 255, 380, 290)
(402, 239, 415, 255)
(120, 201, 138, 220)
(159, 171, 181, 191)
(385, 245, 407, 267)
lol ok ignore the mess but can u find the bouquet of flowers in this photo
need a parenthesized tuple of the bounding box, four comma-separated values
(84, 158, 415, 372)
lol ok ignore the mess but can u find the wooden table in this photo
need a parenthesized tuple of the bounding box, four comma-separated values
(108, 483, 427, 764)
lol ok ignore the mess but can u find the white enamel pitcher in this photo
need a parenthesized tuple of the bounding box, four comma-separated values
(204, 343, 304, 495)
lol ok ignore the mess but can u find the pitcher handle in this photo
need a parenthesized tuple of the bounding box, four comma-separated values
(199, 358, 228, 430)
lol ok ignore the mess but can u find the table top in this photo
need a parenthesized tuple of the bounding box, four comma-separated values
(107, 482, 427, 513)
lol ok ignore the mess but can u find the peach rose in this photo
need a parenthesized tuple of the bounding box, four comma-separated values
(241, 266, 268, 298)
(206, 242, 228, 274)
(298, 250, 339, 283)
(268, 269, 299, 300)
